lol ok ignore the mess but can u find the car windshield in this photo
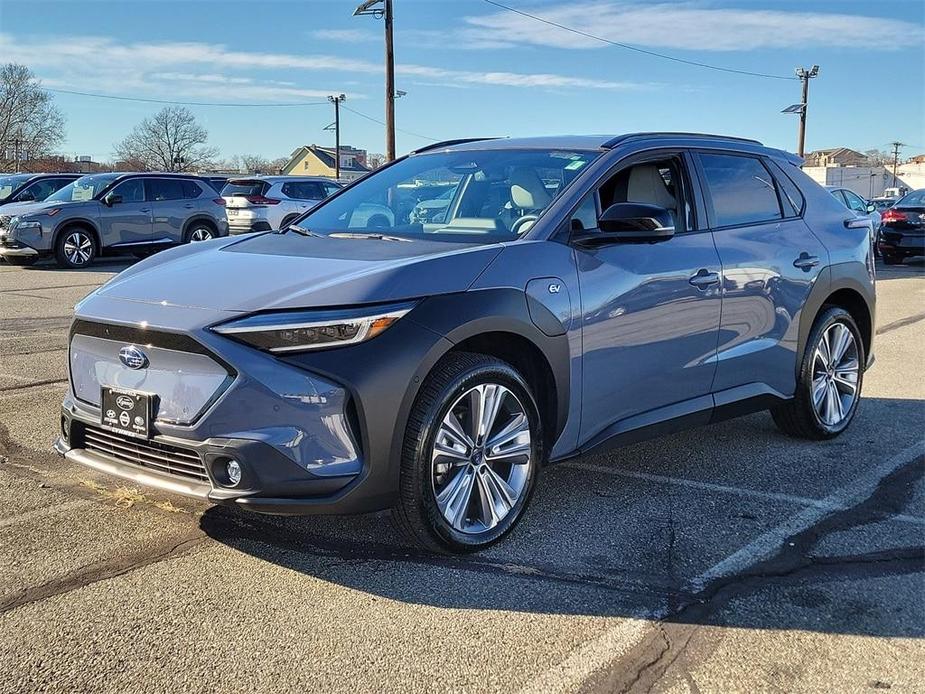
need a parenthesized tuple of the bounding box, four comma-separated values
(293, 148, 599, 243)
(46, 173, 120, 202)
(896, 189, 925, 207)
(0, 174, 32, 201)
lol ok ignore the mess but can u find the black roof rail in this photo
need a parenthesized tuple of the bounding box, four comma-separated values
(410, 137, 499, 155)
(602, 132, 762, 149)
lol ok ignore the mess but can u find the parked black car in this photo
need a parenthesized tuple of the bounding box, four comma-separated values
(878, 189, 925, 265)
(0, 173, 81, 207)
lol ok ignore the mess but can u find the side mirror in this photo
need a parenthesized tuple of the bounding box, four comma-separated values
(595, 202, 675, 242)
(866, 203, 876, 214)
(15, 191, 36, 202)
(103, 193, 123, 207)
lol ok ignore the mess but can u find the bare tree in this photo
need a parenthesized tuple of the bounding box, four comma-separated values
(113, 106, 218, 172)
(864, 149, 892, 167)
(0, 64, 66, 170)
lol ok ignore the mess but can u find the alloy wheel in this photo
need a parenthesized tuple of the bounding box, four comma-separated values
(190, 227, 214, 242)
(811, 322, 860, 426)
(431, 383, 532, 534)
(63, 231, 93, 266)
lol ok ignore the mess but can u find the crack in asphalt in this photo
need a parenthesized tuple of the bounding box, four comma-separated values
(604, 454, 925, 693)
(0, 533, 208, 615)
(876, 311, 925, 335)
(0, 378, 67, 393)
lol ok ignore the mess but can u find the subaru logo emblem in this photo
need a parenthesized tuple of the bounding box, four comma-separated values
(118, 345, 148, 370)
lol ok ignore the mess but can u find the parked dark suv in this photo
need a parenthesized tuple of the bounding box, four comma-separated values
(57, 134, 875, 552)
(0, 172, 81, 208)
(0, 172, 228, 268)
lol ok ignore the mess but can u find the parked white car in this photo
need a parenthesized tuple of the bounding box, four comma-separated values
(222, 176, 342, 234)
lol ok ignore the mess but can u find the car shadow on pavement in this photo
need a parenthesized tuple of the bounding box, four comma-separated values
(200, 395, 925, 638)
(875, 255, 924, 281)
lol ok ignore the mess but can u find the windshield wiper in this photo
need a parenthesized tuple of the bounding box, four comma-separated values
(328, 232, 411, 242)
(282, 224, 321, 237)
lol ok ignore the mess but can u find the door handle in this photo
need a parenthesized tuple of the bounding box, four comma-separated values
(139, 208, 150, 213)
(689, 269, 720, 288)
(184, 204, 195, 209)
(793, 252, 820, 271)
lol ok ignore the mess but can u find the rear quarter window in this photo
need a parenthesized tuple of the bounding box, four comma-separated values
(767, 160, 805, 216)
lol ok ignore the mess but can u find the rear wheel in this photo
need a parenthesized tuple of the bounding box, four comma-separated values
(392, 352, 543, 553)
(54, 227, 96, 269)
(184, 222, 216, 243)
(772, 307, 864, 439)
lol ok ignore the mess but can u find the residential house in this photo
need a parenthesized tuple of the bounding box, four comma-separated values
(803, 148, 869, 167)
(281, 144, 371, 181)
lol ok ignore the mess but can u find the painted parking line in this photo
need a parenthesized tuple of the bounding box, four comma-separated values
(689, 439, 924, 591)
(564, 461, 925, 526)
(518, 439, 924, 693)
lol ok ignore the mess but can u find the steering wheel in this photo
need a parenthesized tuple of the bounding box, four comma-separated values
(366, 214, 392, 229)
(511, 214, 539, 236)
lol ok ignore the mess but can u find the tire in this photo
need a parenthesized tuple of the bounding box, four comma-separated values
(3, 255, 38, 267)
(881, 252, 900, 265)
(184, 222, 216, 243)
(54, 227, 96, 269)
(772, 307, 864, 440)
(392, 352, 544, 553)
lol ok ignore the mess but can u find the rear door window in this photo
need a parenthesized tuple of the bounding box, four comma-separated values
(146, 178, 185, 202)
(766, 161, 805, 216)
(697, 153, 782, 227)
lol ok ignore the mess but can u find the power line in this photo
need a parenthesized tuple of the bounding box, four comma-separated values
(481, 0, 798, 81)
(341, 104, 437, 142)
(47, 87, 328, 108)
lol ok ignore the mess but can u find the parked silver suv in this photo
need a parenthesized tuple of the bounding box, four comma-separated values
(0, 172, 228, 268)
(222, 176, 341, 234)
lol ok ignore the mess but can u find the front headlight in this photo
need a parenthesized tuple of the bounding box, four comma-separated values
(12, 219, 42, 231)
(212, 301, 416, 353)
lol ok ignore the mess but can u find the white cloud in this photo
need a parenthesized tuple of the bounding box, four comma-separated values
(0, 32, 653, 97)
(308, 29, 380, 42)
(464, 1, 925, 52)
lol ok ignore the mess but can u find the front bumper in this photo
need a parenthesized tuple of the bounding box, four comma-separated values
(0, 244, 39, 257)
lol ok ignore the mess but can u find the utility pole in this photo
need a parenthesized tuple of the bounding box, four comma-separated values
(889, 141, 905, 189)
(354, 0, 397, 161)
(328, 94, 346, 181)
(794, 65, 819, 158)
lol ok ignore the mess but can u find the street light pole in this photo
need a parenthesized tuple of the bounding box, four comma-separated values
(794, 65, 819, 158)
(328, 94, 346, 181)
(354, 0, 397, 161)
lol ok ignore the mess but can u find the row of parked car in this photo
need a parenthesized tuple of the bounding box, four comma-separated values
(0, 171, 342, 268)
(825, 185, 925, 265)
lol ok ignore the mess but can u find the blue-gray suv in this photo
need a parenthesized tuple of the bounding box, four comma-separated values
(56, 133, 876, 552)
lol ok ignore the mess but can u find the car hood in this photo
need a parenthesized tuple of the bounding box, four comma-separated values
(94, 232, 504, 313)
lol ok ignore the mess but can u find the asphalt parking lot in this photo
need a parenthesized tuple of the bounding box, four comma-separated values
(0, 256, 922, 693)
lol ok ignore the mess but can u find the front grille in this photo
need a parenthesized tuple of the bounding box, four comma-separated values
(0, 215, 11, 229)
(82, 425, 209, 483)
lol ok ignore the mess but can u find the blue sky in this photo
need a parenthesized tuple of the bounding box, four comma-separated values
(1, 0, 923, 162)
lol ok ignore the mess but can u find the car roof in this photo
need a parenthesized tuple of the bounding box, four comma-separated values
(412, 132, 800, 164)
(226, 175, 334, 183)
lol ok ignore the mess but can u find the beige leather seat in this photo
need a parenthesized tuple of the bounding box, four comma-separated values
(509, 168, 551, 211)
(626, 165, 677, 212)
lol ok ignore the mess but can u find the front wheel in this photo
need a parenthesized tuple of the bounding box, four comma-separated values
(54, 228, 96, 269)
(392, 352, 543, 553)
(772, 307, 864, 439)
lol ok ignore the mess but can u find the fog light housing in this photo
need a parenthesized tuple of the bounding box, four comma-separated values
(226, 460, 242, 487)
